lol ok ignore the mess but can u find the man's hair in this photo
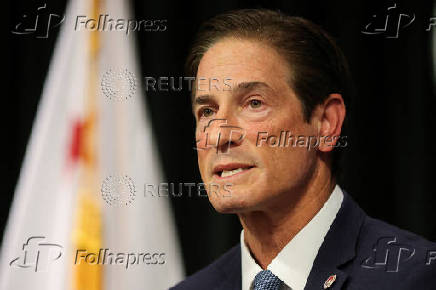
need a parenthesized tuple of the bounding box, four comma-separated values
(186, 8, 353, 175)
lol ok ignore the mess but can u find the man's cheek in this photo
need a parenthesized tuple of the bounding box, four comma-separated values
(195, 131, 206, 150)
(197, 152, 209, 178)
(244, 127, 271, 147)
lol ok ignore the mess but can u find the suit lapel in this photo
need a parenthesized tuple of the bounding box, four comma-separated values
(305, 192, 366, 290)
(215, 244, 242, 290)
(213, 192, 366, 290)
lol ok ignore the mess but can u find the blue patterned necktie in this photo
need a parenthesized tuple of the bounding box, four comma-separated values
(253, 270, 283, 290)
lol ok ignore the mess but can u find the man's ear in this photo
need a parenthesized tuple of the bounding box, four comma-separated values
(317, 93, 346, 152)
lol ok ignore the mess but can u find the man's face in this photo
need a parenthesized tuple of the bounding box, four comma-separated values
(193, 38, 320, 213)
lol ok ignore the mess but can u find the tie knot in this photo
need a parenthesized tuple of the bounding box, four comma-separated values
(253, 270, 283, 290)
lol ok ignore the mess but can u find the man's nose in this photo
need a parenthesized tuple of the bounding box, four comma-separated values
(201, 118, 245, 153)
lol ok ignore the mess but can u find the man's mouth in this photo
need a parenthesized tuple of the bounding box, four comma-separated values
(213, 163, 255, 179)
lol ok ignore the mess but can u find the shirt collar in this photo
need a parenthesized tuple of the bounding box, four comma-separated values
(241, 185, 344, 290)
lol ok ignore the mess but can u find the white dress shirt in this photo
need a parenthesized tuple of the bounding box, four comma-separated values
(241, 185, 344, 290)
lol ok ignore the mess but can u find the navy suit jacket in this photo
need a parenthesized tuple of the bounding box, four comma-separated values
(171, 192, 436, 289)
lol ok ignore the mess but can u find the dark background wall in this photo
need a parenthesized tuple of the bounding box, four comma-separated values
(6, 0, 436, 276)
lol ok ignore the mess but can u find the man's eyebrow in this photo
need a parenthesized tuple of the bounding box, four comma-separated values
(192, 94, 215, 113)
(193, 94, 214, 106)
(235, 81, 271, 93)
(191, 81, 272, 111)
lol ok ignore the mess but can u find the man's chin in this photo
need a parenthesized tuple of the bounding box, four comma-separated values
(208, 194, 253, 214)
(212, 204, 245, 214)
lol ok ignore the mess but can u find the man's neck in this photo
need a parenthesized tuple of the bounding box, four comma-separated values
(237, 163, 335, 269)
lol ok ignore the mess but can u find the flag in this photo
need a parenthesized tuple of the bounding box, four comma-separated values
(0, 0, 184, 289)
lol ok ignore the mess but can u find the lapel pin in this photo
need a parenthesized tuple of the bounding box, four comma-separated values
(323, 274, 337, 289)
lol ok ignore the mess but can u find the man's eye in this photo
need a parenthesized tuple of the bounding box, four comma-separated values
(200, 108, 214, 118)
(249, 99, 262, 109)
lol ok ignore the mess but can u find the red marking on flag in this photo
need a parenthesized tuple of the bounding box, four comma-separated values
(69, 120, 83, 163)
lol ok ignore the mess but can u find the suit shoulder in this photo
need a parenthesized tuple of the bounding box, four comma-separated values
(170, 244, 241, 290)
(360, 215, 436, 248)
(350, 215, 436, 288)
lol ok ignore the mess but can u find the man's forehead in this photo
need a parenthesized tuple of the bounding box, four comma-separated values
(197, 38, 288, 77)
(192, 38, 293, 105)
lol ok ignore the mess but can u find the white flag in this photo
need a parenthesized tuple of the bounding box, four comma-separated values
(0, 0, 184, 289)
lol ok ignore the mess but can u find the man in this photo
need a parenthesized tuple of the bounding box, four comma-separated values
(171, 9, 436, 290)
